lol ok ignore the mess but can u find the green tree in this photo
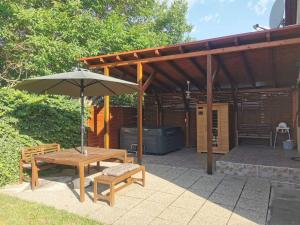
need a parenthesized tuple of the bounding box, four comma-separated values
(0, 0, 192, 87)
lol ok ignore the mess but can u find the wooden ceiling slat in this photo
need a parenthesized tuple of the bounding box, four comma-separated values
(149, 64, 184, 90)
(215, 55, 236, 88)
(270, 49, 278, 88)
(168, 61, 204, 90)
(235, 37, 256, 87)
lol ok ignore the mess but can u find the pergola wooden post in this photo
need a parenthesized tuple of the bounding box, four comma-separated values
(104, 66, 110, 149)
(207, 55, 214, 174)
(137, 63, 143, 163)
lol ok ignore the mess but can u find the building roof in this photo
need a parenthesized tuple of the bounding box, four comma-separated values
(80, 24, 300, 92)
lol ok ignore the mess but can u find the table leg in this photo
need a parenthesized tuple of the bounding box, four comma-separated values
(123, 152, 127, 163)
(79, 163, 85, 202)
(97, 162, 100, 171)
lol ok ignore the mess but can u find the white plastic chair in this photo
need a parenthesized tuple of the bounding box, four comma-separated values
(273, 122, 291, 149)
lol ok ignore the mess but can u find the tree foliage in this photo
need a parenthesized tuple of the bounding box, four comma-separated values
(0, 0, 192, 86)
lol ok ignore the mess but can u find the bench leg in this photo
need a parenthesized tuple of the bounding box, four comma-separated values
(74, 166, 78, 175)
(109, 184, 115, 207)
(19, 160, 24, 183)
(142, 167, 145, 187)
(93, 180, 98, 203)
(87, 164, 90, 175)
(97, 162, 100, 171)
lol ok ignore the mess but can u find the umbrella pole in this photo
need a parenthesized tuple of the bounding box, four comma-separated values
(80, 80, 86, 155)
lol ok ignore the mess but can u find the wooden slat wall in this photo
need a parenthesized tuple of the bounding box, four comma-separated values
(88, 106, 136, 148)
(144, 89, 295, 147)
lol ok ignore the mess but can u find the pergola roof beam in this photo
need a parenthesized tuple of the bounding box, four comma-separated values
(85, 37, 300, 69)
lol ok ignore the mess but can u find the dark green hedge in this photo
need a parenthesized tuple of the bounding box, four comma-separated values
(0, 88, 86, 186)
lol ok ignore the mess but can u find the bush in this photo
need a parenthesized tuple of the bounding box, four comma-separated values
(0, 88, 87, 186)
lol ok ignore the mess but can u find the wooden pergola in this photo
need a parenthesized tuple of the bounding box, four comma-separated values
(80, 24, 300, 174)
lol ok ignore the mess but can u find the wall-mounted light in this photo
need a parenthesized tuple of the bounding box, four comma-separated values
(185, 80, 191, 99)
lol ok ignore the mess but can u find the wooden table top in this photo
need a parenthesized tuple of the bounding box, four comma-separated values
(34, 147, 126, 166)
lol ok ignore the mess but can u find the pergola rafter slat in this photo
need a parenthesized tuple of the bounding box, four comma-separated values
(235, 37, 256, 87)
(168, 61, 204, 90)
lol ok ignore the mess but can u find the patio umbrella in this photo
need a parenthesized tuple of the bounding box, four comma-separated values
(14, 69, 139, 154)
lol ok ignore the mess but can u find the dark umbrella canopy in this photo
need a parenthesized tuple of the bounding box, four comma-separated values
(14, 70, 139, 96)
(14, 70, 139, 154)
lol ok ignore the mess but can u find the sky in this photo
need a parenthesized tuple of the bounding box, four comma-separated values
(186, 0, 276, 40)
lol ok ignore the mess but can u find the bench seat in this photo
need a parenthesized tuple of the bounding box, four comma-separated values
(93, 165, 145, 206)
(237, 124, 272, 146)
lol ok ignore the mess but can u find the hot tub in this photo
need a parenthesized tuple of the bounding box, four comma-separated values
(120, 127, 184, 155)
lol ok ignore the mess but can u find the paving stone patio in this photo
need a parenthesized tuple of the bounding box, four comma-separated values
(1, 162, 274, 225)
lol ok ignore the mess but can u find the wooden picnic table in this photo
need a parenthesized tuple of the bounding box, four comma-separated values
(31, 147, 127, 202)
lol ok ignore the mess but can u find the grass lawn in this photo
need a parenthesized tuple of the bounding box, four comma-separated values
(0, 194, 102, 225)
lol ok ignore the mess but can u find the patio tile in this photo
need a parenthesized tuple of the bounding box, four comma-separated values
(199, 201, 233, 218)
(190, 178, 220, 191)
(130, 200, 167, 217)
(208, 192, 240, 207)
(158, 206, 196, 225)
(172, 172, 202, 188)
(214, 183, 243, 196)
(181, 189, 210, 200)
(120, 186, 155, 199)
(113, 210, 154, 225)
(188, 214, 228, 225)
(236, 197, 269, 212)
(160, 184, 186, 195)
(223, 175, 247, 184)
(113, 196, 144, 210)
(186, 187, 214, 199)
(159, 167, 188, 180)
(171, 195, 206, 211)
(87, 204, 127, 225)
(228, 212, 265, 225)
(150, 218, 183, 225)
(146, 192, 179, 206)
(240, 189, 270, 201)
(233, 207, 267, 225)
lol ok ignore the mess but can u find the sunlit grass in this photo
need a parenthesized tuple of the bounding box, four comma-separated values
(0, 194, 102, 225)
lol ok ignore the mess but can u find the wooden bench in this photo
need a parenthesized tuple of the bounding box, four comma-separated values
(93, 165, 145, 206)
(19, 143, 60, 183)
(237, 124, 272, 146)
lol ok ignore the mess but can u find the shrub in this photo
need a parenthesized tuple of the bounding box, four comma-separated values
(0, 88, 87, 186)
